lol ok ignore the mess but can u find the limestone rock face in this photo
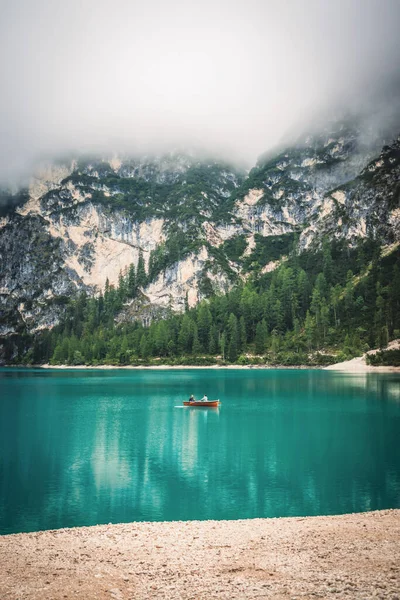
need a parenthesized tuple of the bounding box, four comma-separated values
(300, 137, 400, 248)
(0, 123, 399, 337)
(0, 153, 244, 334)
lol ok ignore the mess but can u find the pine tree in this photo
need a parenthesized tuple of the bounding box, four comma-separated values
(255, 319, 268, 354)
(297, 269, 310, 318)
(155, 321, 170, 356)
(320, 299, 330, 342)
(97, 293, 104, 323)
(378, 325, 389, 349)
(227, 313, 239, 362)
(192, 324, 201, 355)
(344, 333, 352, 356)
(118, 271, 127, 301)
(344, 270, 355, 321)
(167, 339, 176, 356)
(374, 284, 388, 347)
(239, 316, 247, 351)
(305, 311, 316, 351)
(120, 336, 129, 364)
(140, 334, 150, 359)
(220, 332, 226, 360)
(128, 264, 136, 297)
(280, 267, 296, 329)
(389, 264, 400, 334)
(197, 304, 212, 351)
(292, 317, 301, 353)
(68, 336, 79, 364)
(52, 343, 65, 364)
(136, 250, 147, 288)
(209, 324, 218, 355)
(271, 329, 280, 357)
(273, 298, 284, 332)
(239, 287, 259, 340)
(315, 273, 328, 300)
(322, 241, 333, 284)
(148, 249, 156, 281)
(178, 315, 193, 353)
(330, 284, 342, 328)
(310, 287, 322, 325)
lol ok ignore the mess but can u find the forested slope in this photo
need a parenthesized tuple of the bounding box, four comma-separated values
(1, 125, 399, 366)
(8, 236, 398, 366)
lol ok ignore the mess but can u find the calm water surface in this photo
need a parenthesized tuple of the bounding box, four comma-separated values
(0, 368, 399, 534)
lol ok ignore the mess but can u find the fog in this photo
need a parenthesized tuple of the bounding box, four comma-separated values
(1, 0, 400, 182)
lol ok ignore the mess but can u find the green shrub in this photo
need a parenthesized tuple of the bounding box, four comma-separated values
(366, 349, 400, 366)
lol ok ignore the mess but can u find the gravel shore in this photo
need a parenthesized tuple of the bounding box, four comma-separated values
(325, 340, 400, 373)
(1, 510, 399, 599)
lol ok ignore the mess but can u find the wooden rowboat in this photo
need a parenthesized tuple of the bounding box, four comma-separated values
(183, 400, 220, 407)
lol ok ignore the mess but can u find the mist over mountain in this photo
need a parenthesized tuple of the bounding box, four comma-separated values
(1, 0, 400, 184)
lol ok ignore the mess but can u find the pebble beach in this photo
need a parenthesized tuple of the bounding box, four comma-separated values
(1, 510, 399, 599)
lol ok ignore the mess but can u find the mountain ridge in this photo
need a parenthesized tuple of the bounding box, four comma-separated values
(0, 118, 399, 363)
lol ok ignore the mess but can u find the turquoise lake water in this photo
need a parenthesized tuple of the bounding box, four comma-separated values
(0, 368, 400, 534)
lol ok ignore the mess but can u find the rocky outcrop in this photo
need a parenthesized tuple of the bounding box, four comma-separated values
(0, 213, 76, 335)
(145, 246, 232, 311)
(47, 202, 165, 289)
(0, 153, 246, 333)
(300, 137, 400, 248)
(0, 123, 399, 337)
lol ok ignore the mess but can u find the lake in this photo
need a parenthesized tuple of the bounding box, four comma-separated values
(0, 368, 399, 534)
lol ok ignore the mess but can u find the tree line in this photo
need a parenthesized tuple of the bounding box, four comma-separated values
(15, 237, 400, 366)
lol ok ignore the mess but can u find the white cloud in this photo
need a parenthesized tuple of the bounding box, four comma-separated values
(0, 0, 399, 181)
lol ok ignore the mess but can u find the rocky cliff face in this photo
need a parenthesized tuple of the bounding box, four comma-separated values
(300, 137, 400, 247)
(1, 121, 399, 339)
(0, 154, 245, 335)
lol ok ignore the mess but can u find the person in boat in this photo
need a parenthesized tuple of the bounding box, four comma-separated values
(188, 394, 195, 402)
(201, 394, 208, 402)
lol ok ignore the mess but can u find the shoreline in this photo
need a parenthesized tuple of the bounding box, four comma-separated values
(1, 510, 399, 599)
(39, 363, 317, 370)
(2, 362, 399, 372)
(3, 340, 400, 372)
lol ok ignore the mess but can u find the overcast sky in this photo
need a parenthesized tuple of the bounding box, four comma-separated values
(1, 0, 400, 181)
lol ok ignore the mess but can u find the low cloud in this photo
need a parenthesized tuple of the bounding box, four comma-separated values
(1, 0, 400, 183)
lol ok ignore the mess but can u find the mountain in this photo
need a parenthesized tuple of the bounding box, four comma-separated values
(0, 117, 399, 364)
(301, 137, 400, 247)
(0, 154, 245, 336)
